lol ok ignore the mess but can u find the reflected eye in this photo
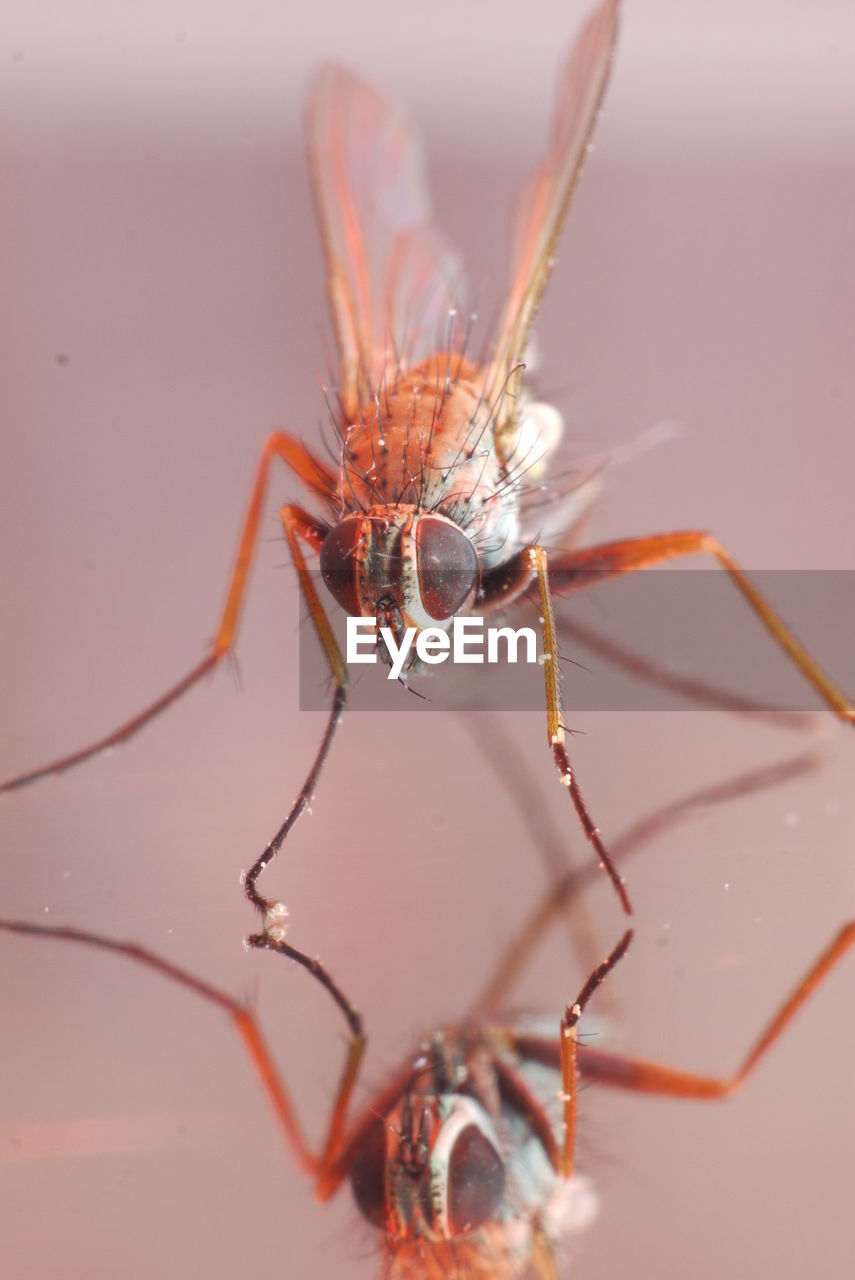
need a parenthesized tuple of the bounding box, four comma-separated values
(320, 518, 362, 615)
(415, 517, 477, 620)
(447, 1124, 505, 1235)
(349, 1118, 388, 1228)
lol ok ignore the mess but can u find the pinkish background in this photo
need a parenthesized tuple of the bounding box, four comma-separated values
(2, 2, 854, 1277)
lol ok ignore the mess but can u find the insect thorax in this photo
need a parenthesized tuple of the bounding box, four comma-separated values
(339, 358, 522, 568)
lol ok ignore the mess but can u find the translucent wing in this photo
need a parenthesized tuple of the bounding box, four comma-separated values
(307, 67, 464, 422)
(489, 0, 620, 427)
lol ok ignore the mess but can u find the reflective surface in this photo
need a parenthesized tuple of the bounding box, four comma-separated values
(2, 3, 855, 1277)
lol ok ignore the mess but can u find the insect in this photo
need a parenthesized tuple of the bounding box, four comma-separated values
(2, 755, 852, 1278)
(2, 0, 853, 937)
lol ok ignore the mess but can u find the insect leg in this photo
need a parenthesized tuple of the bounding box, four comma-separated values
(558, 929, 632, 1178)
(0, 917, 362, 1182)
(459, 711, 607, 1008)
(233, 490, 361, 1178)
(0, 432, 337, 794)
(549, 531, 855, 724)
(469, 752, 821, 1021)
(479, 552, 817, 727)
(511, 921, 855, 1102)
(527, 544, 632, 915)
(577, 920, 855, 1101)
(243, 503, 348, 931)
(0, 915, 439, 1206)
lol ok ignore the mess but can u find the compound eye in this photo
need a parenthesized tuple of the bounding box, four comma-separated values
(415, 517, 477, 620)
(447, 1125, 505, 1236)
(320, 518, 362, 616)
(349, 1118, 388, 1229)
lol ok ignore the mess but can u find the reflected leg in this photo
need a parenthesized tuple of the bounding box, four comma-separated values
(468, 751, 821, 1021)
(0, 917, 361, 1181)
(510, 922, 855, 1102)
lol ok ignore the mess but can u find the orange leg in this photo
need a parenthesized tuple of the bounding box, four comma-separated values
(277, 503, 347, 692)
(0, 915, 432, 1204)
(0, 917, 362, 1182)
(551, 531, 855, 724)
(510, 922, 855, 1106)
(0, 915, 450, 1205)
(575, 921, 855, 1100)
(0, 432, 338, 792)
(528, 544, 632, 915)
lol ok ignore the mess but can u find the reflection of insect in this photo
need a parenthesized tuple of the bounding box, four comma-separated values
(2, 0, 853, 927)
(2, 757, 852, 1278)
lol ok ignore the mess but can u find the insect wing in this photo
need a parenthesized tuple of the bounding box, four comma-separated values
(307, 67, 464, 420)
(489, 0, 620, 424)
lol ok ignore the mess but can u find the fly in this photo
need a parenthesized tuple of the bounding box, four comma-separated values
(2, 0, 853, 935)
(1, 755, 852, 1277)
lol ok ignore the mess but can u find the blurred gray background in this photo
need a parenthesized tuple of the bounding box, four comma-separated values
(2, 2, 854, 1277)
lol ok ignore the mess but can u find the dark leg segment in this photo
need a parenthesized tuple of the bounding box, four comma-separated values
(559, 929, 632, 1178)
(528, 544, 632, 915)
(469, 751, 822, 1020)
(243, 503, 349, 938)
(509, 922, 855, 1105)
(575, 921, 855, 1099)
